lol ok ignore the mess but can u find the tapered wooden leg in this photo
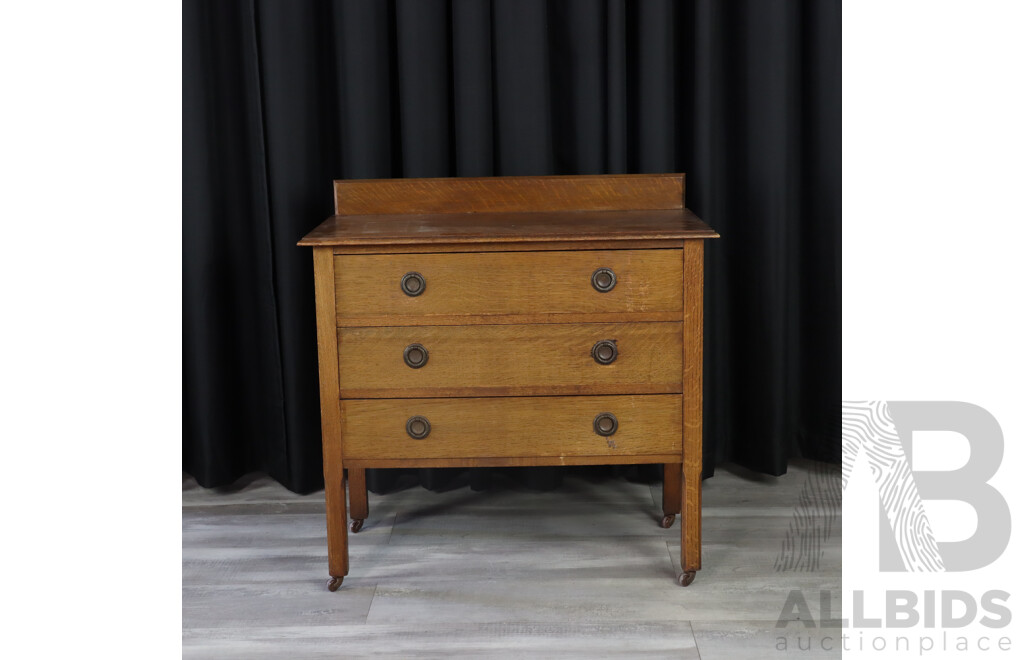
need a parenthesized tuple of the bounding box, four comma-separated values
(325, 469, 349, 583)
(348, 468, 368, 533)
(661, 463, 681, 528)
(313, 248, 349, 590)
(679, 464, 701, 586)
(679, 239, 704, 586)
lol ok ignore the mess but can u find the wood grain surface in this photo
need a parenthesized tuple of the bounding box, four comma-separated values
(663, 463, 682, 517)
(329, 239, 688, 255)
(337, 322, 682, 398)
(681, 240, 704, 573)
(341, 395, 682, 460)
(332, 174, 684, 215)
(313, 248, 348, 578)
(299, 209, 717, 247)
(348, 467, 368, 521)
(343, 455, 682, 469)
(334, 250, 683, 325)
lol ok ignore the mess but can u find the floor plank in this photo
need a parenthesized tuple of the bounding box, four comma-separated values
(183, 622, 700, 659)
(691, 620, 843, 660)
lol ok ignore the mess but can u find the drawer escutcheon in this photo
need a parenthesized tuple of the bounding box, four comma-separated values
(591, 267, 617, 292)
(400, 271, 426, 297)
(403, 343, 429, 368)
(591, 339, 618, 365)
(406, 415, 431, 439)
(593, 412, 619, 436)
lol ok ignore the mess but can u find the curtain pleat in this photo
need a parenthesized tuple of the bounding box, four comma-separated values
(183, 0, 841, 493)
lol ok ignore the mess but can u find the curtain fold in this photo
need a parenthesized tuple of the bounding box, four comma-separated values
(183, 0, 841, 494)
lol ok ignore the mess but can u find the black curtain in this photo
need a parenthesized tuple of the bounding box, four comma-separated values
(184, 0, 840, 494)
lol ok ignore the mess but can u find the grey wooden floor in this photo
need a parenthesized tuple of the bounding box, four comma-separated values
(183, 460, 841, 658)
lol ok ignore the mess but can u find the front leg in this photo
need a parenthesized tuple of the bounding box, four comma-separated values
(678, 457, 701, 586)
(314, 248, 349, 591)
(325, 466, 349, 589)
(678, 239, 704, 586)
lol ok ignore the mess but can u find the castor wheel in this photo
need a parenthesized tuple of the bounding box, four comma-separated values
(327, 576, 344, 592)
(660, 514, 676, 529)
(350, 518, 364, 533)
(677, 570, 696, 587)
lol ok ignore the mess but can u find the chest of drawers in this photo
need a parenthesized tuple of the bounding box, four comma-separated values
(298, 174, 717, 591)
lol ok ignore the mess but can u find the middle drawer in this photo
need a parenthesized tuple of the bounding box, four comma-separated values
(337, 322, 682, 398)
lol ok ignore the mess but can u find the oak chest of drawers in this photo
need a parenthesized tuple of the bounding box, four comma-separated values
(298, 174, 718, 591)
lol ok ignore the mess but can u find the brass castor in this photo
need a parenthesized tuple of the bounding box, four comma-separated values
(350, 518, 364, 533)
(327, 576, 344, 592)
(660, 514, 676, 529)
(678, 571, 696, 587)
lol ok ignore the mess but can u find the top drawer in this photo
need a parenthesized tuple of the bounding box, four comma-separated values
(334, 249, 683, 326)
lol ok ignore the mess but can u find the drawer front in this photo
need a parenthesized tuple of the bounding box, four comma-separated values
(334, 249, 682, 325)
(340, 395, 682, 460)
(338, 322, 682, 398)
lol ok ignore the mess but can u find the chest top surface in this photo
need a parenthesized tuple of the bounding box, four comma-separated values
(298, 174, 717, 248)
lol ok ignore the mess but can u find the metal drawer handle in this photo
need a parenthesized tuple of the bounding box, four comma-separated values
(593, 412, 618, 437)
(591, 339, 618, 365)
(406, 416, 431, 439)
(403, 343, 429, 368)
(400, 271, 426, 296)
(591, 267, 616, 292)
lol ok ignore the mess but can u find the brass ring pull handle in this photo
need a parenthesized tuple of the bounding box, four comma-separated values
(591, 340, 618, 365)
(406, 416, 431, 439)
(591, 267, 616, 292)
(593, 412, 618, 437)
(400, 271, 426, 296)
(403, 343, 429, 368)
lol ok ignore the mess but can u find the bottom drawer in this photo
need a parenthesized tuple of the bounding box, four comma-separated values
(340, 395, 681, 460)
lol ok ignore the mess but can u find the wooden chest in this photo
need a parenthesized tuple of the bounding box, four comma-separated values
(298, 174, 718, 590)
